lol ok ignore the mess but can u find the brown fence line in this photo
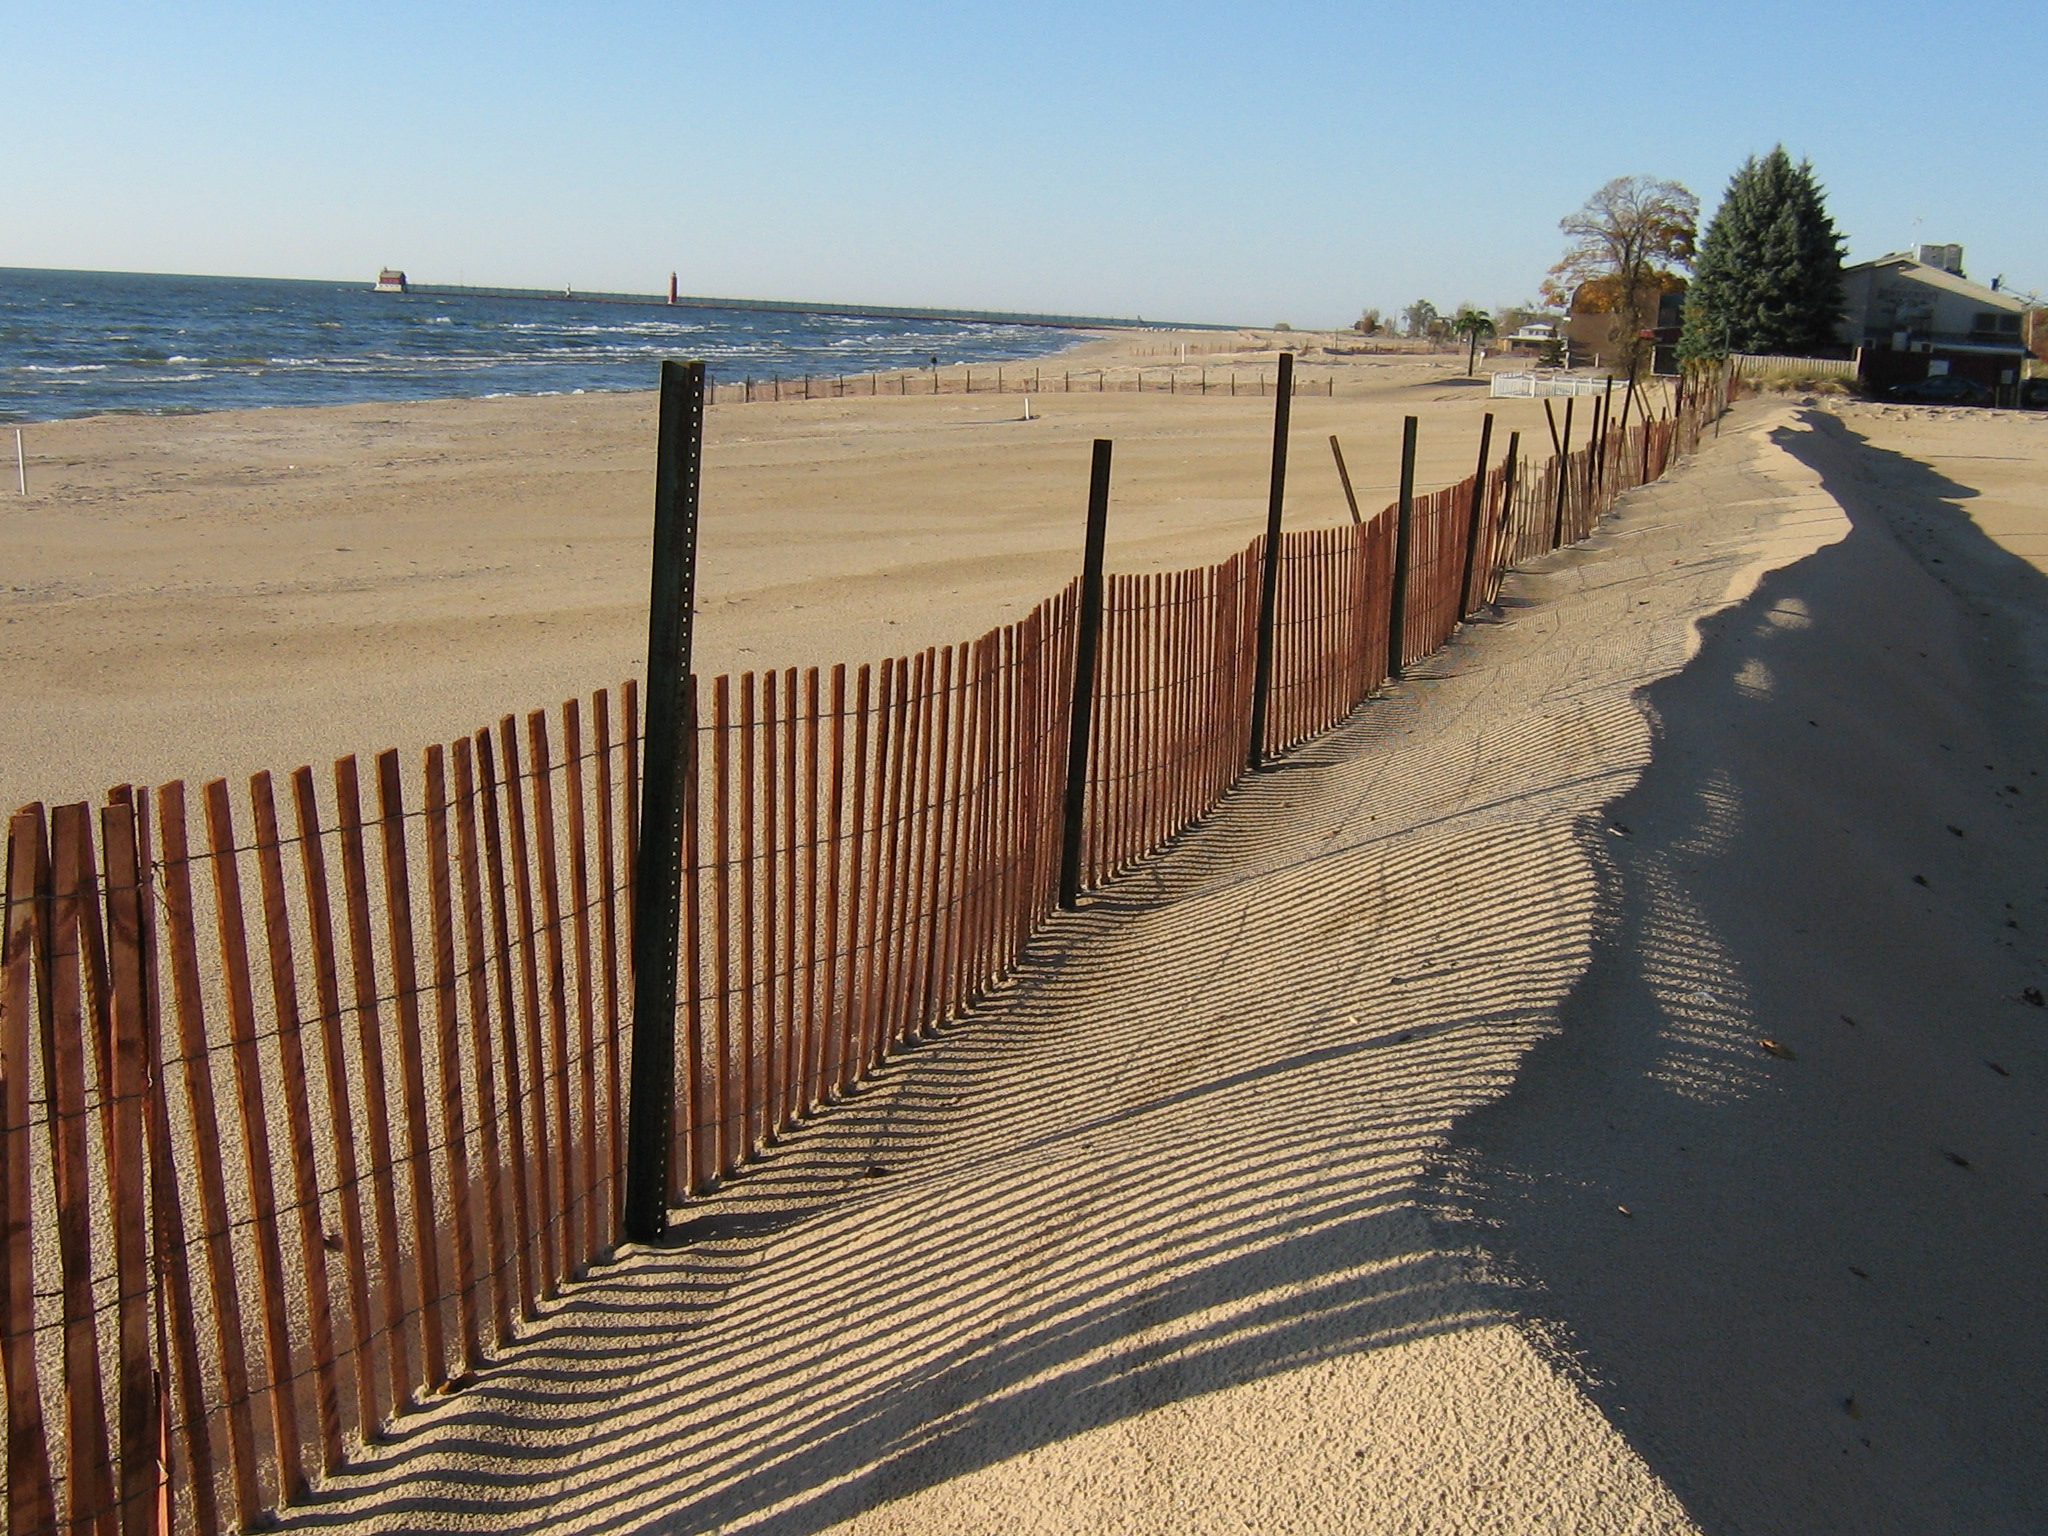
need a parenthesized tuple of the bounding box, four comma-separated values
(0, 365, 1732, 1536)
(705, 366, 1344, 403)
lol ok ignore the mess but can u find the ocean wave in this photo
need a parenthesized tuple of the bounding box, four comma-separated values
(0, 269, 1085, 421)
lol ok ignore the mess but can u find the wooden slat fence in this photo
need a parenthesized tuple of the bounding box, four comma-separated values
(0, 366, 1730, 1536)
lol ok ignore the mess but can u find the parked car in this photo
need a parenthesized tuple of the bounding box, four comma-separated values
(1887, 374, 1992, 406)
(2019, 378, 2048, 411)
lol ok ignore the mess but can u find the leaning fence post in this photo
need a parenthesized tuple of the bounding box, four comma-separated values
(1492, 430, 1520, 603)
(1058, 440, 1114, 909)
(1328, 435, 1363, 526)
(1551, 395, 1574, 549)
(623, 360, 705, 1245)
(1247, 352, 1295, 769)
(1457, 412, 1494, 617)
(1386, 415, 1418, 681)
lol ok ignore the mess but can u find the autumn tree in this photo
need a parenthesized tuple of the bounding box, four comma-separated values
(1679, 147, 1846, 360)
(1542, 175, 1698, 378)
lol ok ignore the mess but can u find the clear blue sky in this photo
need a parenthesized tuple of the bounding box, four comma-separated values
(5, 1, 2041, 325)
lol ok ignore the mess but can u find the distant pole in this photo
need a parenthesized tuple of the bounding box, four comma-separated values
(1386, 415, 1418, 681)
(1247, 351, 1295, 770)
(1328, 435, 1363, 525)
(1457, 412, 1494, 618)
(13, 430, 23, 496)
(623, 359, 706, 1245)
(1059, 440, 1114, 909)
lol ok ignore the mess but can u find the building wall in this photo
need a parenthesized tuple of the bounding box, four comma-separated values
(1841, 261, 2028, 349)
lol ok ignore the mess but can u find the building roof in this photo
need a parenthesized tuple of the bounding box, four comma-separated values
(1847, 255, 2033, 313)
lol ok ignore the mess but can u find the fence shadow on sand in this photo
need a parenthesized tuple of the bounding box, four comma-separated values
(280, 615, 1635, 1535)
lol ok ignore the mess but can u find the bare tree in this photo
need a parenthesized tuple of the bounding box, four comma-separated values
(1541, 175, 1697, 378)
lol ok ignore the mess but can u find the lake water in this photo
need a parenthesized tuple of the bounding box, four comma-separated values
(0, 267, 1084, 422)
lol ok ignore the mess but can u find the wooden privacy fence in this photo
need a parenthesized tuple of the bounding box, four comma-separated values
(0, 364, 1730, 1536)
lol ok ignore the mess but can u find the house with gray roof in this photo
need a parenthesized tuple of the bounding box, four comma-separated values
(1841, 245, 2034, 394)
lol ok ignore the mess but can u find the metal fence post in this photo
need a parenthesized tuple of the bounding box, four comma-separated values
(1058, 440, 1114, 909)
(1386, 415, 1418, 681)
(623, 360, 705, 1245)
(1247, 351, 1295, 770)
(1457, 412, 1494, 617)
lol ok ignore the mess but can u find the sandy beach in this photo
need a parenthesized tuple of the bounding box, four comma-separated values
(7, 341, 2046, 1531)
(222, 394, 2046, 1535)
(2, 333, 1578, 809)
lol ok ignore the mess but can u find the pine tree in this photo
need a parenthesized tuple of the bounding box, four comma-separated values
(1680, 147, 1846, 360)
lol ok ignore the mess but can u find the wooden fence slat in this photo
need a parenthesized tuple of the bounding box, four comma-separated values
(800, 668, 822, 1110)
(524, 714, 577, 1282)
(822, 665, 848, 1095)
(248, 773, 344, 1476)
(680, 676, 709, 1199)
(857, 659, 900, 1076)
(709, 677, 735, 1178)
(958, 642, 989, 1012)
(591, 691, 623, 1237)
(561, 704, 601, 1268)
(839, 665, 872, 1096)
(97, 799, 157, 1536)
(496, 719, 555, 1296)
(737, 674, 760, 1155)
(333, 759, 415, 1420)
(372, 750, 447, 1396)
(473, 731, 536, 1322)
(46, 803, 119, 1536)
(134, 791, 219, 1536)
(201, 780, 305, 1503)
(421, 748, 482, 1376)
(759, 673, 783, 1139)
(935, 647, 966, 1023)
(2, 808, 58, 1536)
(965, 640, 994, 1003)
(962, 640, 993, 1006)
(888, 652, 931, 1052)
(623, 679, 641, 959)
(290, 767, 378, 1444)
(778, 669, 800, 1115)
(916, 648, 953, 1037)
(450, 740, 513, 1351)
(157, 783, 262, 1529)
